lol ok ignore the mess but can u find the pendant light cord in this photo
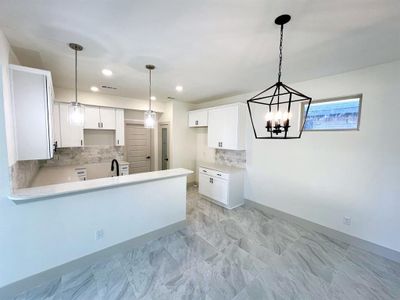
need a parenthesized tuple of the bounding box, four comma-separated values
(74, 48, 78, 104)
(149, 68, 152, 112)
(278, 24, 284, 83)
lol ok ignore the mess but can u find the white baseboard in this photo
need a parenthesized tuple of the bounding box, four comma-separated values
(246, 199, 400, 263)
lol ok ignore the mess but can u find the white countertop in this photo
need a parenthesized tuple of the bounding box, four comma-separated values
(10, 168, 193, 202)
(198, 161, 245, 173)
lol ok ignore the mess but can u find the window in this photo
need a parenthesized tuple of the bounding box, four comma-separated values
(302, 95, 362, 131)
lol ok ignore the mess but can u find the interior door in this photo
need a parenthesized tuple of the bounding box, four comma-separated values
(159, 123, 170, 170)
(125, 123, 151, 174)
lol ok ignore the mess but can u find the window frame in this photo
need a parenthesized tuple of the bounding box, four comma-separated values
(300, 94, 363, 132)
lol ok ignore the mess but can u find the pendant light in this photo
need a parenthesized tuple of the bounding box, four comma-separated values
(247, 15, 312, 139)
(144, 64, 156, 128)
(68, 43, 84, 126)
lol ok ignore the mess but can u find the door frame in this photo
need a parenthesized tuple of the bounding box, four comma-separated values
(158, 122, 170, 170)
(124, 119, 154, 171)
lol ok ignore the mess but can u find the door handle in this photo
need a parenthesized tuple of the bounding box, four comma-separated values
(164, 158, 169, 161)
(146, 156, 151, 159)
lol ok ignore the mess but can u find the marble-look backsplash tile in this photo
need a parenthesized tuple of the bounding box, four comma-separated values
(215, 149, 246, 168)
(10, 160, 40, 189)
(40, 146, 125, 167)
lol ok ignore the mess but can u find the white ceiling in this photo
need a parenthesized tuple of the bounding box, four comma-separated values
(1, 0, 399, 102)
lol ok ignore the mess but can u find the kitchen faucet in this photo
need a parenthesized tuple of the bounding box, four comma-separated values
(111, 159, 120, 176)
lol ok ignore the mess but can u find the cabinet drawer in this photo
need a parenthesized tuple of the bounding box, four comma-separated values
(199, 167, 229, 180)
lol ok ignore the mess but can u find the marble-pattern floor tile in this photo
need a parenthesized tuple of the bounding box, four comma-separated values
(11, 186, 400, 300)
(60, 266, 99, 300)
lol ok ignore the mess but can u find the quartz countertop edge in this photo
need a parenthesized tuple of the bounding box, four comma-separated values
(9, 168, 193, 202)
(198, 161, 245, 173)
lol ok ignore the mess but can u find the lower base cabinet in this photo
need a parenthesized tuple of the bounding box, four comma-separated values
(198, 166, 244, 209)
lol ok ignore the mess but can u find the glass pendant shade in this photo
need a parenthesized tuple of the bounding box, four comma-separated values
(144, 110, 156, 128)
(69, 102, 84, 126)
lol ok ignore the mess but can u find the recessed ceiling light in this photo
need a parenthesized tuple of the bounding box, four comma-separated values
(176, 85, 183, 92)
(150, 96, 156, 101)
(102, 69, 113, 76)
(90, 86, 99, 92)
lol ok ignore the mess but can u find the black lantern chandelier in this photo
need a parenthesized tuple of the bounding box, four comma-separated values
(247, 15, 312, 139)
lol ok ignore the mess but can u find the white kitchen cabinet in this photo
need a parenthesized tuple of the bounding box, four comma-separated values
(53, 102, 61, 149)
(84, 106, 116, 129)
(115, 109, 125, 146)
(59, 102, 84, 147)
(100, 107, 116, 129)
(198, 164, 244, 209)
(188, 109, 208, 127)
(208, 103, 246, 150)
(10, 65, 55, 160)
(84, 106, 101, 129)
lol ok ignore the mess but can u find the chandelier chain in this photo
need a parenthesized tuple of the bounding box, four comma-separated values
(278, 24, 284, 82)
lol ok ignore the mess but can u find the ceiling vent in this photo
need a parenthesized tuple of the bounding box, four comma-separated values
(101, 85, 117, 90)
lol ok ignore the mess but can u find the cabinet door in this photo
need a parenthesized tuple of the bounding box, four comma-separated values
(207, 107, 225, 148)
(84, 106, 100, 129)
(59, 103, 84, 147)
(210, 177, 229, 205)
(188, 110, 208, 127)
(115, 109, 125, 146)
(100, 107, 116, 129)
(221, 105, 238, 150)
(11, 67, 53, 160)
(199, 173, 213, 199)
(53, 102, 61, 148)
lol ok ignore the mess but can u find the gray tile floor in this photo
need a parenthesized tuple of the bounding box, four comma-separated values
(13, 186, 400, 299)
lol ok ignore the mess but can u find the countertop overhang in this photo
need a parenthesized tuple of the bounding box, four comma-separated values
(10, 168, 193, 202)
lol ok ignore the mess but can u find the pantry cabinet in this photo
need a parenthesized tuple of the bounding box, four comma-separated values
(10, 65, 55, 160)
(84, 106, 116, 129)
(207, 103, 246, 150)
(188, 109, 208, 127)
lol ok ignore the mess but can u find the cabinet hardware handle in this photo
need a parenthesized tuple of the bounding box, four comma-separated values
(117, 139, 119, 145)
(98, 122, 100, 128)
(80, 139, 83, 146)
(195, 120, 198, 125)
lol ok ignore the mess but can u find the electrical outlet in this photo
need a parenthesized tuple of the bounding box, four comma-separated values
(343, 216, 352, 226)
(95, 229, 104, 240)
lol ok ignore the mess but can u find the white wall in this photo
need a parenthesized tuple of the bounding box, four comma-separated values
(0, 31, 19, 166)
(196, 60, 400, 252)
(170, 101, 197, 183)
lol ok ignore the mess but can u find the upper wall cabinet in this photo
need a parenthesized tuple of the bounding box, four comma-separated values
(208, 103, 246, 150)
(10, 65, 55, 160)
(84, 106, 116, 130)
(188, 109, 208, 127)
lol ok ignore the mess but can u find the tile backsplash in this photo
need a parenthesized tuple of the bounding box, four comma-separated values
(215, 149, 246, 168)
(40, 146, 125, 167)
(10, 160, 40, 189)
